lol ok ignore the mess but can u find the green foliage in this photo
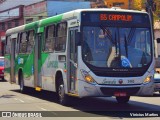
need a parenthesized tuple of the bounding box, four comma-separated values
(133, 0, 142, 10)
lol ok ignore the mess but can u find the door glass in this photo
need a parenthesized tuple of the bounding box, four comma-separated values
(69, 30, 77, 91)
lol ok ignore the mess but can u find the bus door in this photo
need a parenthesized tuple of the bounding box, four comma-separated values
(68, 28, 78, 93)
(34, 33, 42, 91)
(10, 34, 17, 83)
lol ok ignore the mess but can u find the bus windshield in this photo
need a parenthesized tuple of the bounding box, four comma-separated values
(82, 26, 152, 68)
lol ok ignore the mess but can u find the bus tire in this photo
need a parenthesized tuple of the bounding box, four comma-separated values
(116, 96, 130, 104)
(19, 74, 26, 93)
(57, 78, 69, 106)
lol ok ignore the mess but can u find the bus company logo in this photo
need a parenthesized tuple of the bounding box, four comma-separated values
(18, 57, 24, 65)
(102, 79, 116, 84)
(2, 112, 11, 117)
(119, 79, 123, 84)
(112, 69, 128, 72)
(1, 112, 42, 117)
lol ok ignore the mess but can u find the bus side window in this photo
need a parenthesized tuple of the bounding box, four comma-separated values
(5, 36, 11, 54)
(27, 30, 34, 53)
(19, 32, 27, 53)
(55, 22, 67, 52)
(44, 25, 55, 52)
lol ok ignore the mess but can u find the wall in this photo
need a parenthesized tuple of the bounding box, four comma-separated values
(24, 1, 47, 23)
(0, 31, 5, 56)
(0, 6, 24, 30)
(154, 21, 160, 58)
(0, 5, 24, 56)
(0, 0, 44, 11)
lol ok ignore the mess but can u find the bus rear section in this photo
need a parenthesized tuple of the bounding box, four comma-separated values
(70, 10, 155, 103)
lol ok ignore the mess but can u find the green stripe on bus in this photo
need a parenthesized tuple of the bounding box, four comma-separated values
(25, 21, 39, 31)
(39, 14, 63, 27)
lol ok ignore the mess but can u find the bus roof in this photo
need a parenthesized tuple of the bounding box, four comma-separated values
(6, 8, 148, 36)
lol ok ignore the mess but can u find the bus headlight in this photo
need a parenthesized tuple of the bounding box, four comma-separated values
(80, 69, 96, 84)
(143, 76, 152, 84)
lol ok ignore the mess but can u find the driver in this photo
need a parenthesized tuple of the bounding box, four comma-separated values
(96, 29, 107, 48)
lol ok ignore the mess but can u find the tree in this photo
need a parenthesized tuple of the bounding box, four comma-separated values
(153, 0, 160, 20)
(133, 0, 142, 10)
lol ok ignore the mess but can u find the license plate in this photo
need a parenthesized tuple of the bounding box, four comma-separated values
(114, 92, 127, 97)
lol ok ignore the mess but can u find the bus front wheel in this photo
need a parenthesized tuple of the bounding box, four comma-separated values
(116, 96, 130, 104)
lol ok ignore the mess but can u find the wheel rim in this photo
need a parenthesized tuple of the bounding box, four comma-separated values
(58, 84, 64, 103)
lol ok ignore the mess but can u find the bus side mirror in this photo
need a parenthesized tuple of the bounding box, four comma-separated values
(75, 32, 81, 46)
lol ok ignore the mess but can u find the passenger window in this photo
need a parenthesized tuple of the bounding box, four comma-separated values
(19, 32, 27, 53)
(44, 25, 55, 52)
(55, 22, 67, 52)
(27, 30, 34, 53)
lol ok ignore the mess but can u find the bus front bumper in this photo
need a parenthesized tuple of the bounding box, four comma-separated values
(78, 80, 154, 98)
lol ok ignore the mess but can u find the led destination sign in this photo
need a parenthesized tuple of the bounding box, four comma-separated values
(100, 14, 133, 22)
(81, 12, 150, 27)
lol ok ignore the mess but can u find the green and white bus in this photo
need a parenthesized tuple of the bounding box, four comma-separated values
(4, 8, 155, 105)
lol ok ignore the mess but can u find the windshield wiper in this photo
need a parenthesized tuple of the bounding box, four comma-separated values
(128, 28, 136, 44)
(124, 35, 128, 58)
(117, 28, 121, 60)
(115, 32, 118, 56)
(100, 26, 113, 44)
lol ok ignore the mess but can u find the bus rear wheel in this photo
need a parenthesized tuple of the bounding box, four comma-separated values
(116, 96, 130, 104)
(19, 74, 26, 93)
(57, 79, 69, 106)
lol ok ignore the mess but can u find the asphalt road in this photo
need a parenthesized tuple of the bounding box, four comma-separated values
(0, 80, 160, 120)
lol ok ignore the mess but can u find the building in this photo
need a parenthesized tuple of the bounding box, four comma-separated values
(0, 31, 5, 55)
(0, 0, 90, 56)
(154, 20, 160, 58)
(104, 0, 130, 9)
(0, 0, 44, 11)
(0, 0, 45, 55)
(0, 5, 24, 55)
(24, 0, 91, 24)
(154, 20, 160, 40)
(90, 0, 131, 9)
(91, 0, 106, 8)
(24, 1, 47, 23)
